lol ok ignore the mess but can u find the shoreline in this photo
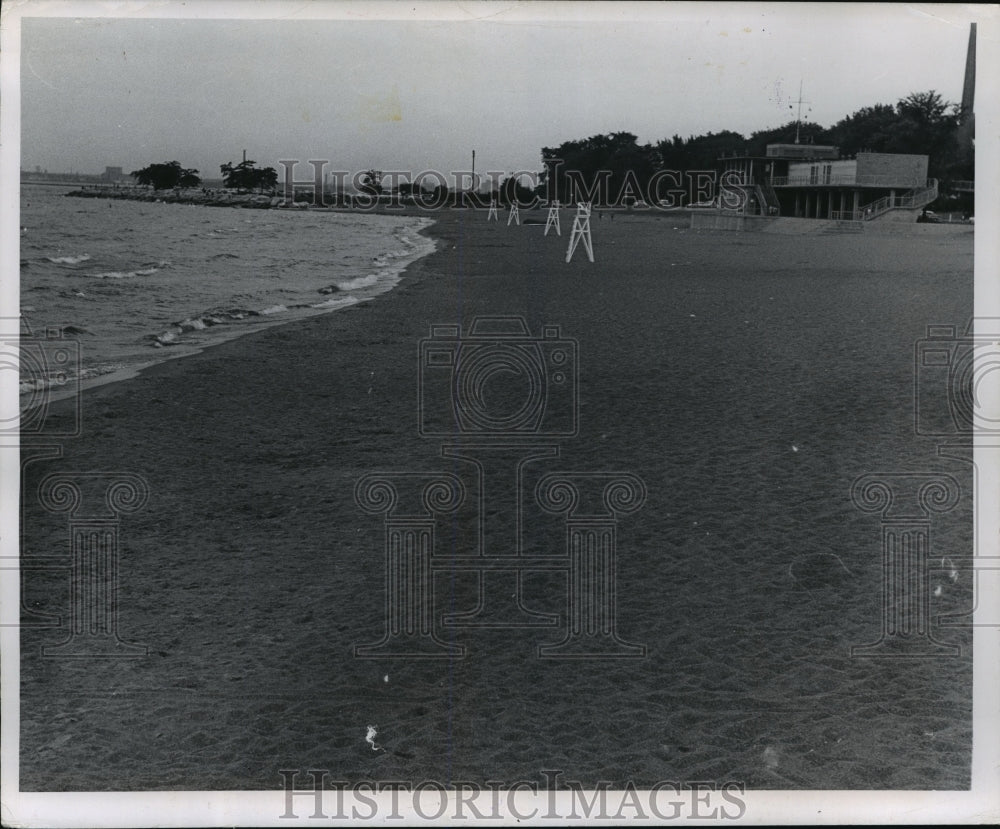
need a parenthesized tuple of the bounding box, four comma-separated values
(67, 218, 443, 408)
(23, 208, 439, 408)
(60, 186, 977, 234)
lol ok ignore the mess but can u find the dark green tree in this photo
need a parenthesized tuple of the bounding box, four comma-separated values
(541, 132, 659, 205)
(220, 159, 279, 193)
(826, 103, 900, 155)
(745, 120, 832, 156)
(357, 169, 383, 197)
(891, 91, 960, 179)
(130, 161, 201, 190)
(827, 92, 961, 178)
(658, 130, 746, 171)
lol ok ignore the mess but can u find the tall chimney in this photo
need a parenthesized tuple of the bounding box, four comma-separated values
(961, 22, 976, 122)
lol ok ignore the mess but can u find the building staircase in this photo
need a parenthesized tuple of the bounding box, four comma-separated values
(755, 183, 781, 214)
(857, 179, 938, 221)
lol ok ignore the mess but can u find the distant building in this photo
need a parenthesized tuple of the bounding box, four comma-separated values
(718, 144, 936, 221)
(103, 166, 125, 182)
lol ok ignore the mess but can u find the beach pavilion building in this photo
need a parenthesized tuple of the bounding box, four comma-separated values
(718, 143, 937, 222)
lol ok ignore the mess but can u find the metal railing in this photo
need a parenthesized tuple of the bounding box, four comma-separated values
(857, 180, 938, 220)
(770, 174, 932, 188)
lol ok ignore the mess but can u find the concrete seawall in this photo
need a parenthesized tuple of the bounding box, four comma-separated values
(690, 210, 974, 236)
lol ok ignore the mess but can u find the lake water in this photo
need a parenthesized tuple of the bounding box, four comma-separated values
(17, 185, 435, 397)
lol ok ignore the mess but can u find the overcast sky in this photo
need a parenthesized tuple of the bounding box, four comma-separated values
(13, 2, 991, 184)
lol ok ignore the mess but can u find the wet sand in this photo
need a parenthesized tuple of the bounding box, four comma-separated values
(19, 209, 975, 790)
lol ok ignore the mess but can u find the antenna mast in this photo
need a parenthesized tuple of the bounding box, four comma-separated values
(793, 81, 811, 145)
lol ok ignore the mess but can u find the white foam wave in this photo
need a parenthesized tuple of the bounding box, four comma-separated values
(310, 296, 361, 310)
(47, 254, 91, 265)
(85, 266, 161, 279)
(334, 273, 382, 291)
(76, 260, 168, 279)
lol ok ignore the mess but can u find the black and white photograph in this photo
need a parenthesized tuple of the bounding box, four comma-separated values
(2, 1, 998, 824)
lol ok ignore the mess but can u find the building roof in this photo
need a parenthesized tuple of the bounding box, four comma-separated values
(765, 143, 839, 159)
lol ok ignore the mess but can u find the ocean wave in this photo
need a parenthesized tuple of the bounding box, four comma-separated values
(145, 307, 263, 346)
(46, 254, 91, 265)
(20, 362, 122, 397)
(24, 193, 441, 382)
(330, 273, 384, 292)
(310, 296, 361, 310)
(74, 261, 169, 279)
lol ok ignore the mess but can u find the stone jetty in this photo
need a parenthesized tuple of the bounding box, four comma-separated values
(66, 185, 305, 209)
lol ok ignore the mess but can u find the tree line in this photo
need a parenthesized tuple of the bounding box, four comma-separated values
(129, 89, 972, 207)
(541, 90, 973, 205)
(130, 157, 278, 191)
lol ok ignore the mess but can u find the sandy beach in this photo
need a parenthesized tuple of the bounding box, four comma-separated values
(19, 209, 974, 791)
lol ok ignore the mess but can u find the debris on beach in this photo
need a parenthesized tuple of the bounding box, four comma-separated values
(943, 557, 959, 582)
(933, 557, 960, 597)
(365, 724, 382, 752)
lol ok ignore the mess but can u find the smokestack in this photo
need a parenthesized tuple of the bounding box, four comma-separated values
(961, 22, 976, 122)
